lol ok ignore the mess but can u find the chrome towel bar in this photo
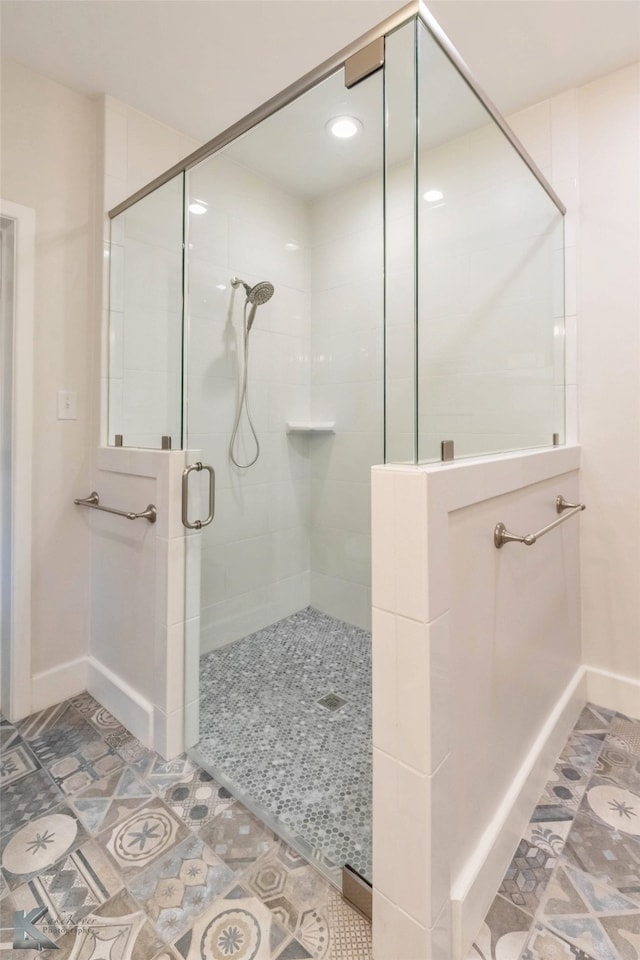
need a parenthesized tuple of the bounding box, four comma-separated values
(74, 491, 157, 524)
(494, 495, 585, 549)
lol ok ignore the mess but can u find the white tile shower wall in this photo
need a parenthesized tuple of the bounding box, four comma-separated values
(382, 91, 579, 466)
(417, 117, 566, 462)
(309, 175, 384, 631)
(187, 153, 312, 651)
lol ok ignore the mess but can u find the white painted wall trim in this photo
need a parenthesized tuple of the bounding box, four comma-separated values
(86, 655, 154, 747)
(31, 657, 87, 713)
(1, 198, 35, 722)
(585, 665, 640, 717)
(451, 666, 587, 959)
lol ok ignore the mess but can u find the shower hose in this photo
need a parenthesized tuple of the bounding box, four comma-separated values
(229, 300, 260, 468)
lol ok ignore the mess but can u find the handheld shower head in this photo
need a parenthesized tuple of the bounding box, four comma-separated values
(231, 277, 275, 331)
(247, 281, 274, 306)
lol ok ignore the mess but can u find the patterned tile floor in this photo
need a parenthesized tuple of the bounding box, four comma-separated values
(0, 695, 372, 959)
(196, 607, 372, 885)
(468, 702, 640, 960)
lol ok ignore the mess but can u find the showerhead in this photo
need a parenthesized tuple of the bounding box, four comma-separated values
(231, 277, 275, 331)
(231, 277, 274, 305)
(247, 281, 274, 306)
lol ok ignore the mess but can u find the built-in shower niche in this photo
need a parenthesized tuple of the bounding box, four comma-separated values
(106, 1, 565, 905)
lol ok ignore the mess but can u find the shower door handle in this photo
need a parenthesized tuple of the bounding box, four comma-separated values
(182, 462, 215, 529)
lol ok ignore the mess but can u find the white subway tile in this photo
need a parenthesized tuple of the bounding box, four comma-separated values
(372, 890, 399, 960)
(184, 697, 200, 750)
(165, 621, 185, 715)
(395, 616, 429, 772)
(395, 761, 429, 927)
(429, 756, 452, 925)
(372, 608, 397, 757)
(393, 470, 428, 622)
(371, 468, 396, 613)
(427, 614, 451, 774)
(184, 616, 201, 706)
(372, 748, 398, 903)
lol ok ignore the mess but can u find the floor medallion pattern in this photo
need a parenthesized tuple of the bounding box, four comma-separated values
(102, 799, 188, 877)
(585, 783, 640, 835)
(175, 896, 274, 960)
(1, 807, 88, 889)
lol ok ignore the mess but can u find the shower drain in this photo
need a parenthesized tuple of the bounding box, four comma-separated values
(317, 693, 347, 711)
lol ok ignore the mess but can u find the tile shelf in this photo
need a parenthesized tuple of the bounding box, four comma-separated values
(285, 422, 336, 435)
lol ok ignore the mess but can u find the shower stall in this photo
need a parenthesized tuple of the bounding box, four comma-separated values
(107, 0, 565, 912)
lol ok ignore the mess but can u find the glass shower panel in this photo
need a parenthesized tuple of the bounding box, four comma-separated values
(183, 65, 384, 885)
(416, 21, 565, 462)
(384, 21, 418, 464)
(108, 173, 184, 448)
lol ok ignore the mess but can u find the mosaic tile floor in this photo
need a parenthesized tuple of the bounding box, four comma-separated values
(196, 607, 372, 885)
(0, 696, 372, 959)
(467, 702, 640, 960)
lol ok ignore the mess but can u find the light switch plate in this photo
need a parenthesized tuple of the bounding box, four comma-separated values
(57, 389, 77, 420)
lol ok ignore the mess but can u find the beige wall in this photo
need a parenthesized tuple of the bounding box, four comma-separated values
(0, 58, 98, 683)
(506, 63, 640, 694)
(577, 63, 640, 687)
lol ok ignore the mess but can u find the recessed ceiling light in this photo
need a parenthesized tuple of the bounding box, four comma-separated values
(423, 189, 444, 203)
(326, 116, 363, 139)
(189, 200, 208, 215)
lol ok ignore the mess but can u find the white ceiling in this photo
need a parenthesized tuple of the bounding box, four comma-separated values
(1, 0, 639, 151)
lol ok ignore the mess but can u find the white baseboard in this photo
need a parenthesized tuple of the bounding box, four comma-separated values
(451, 666, 587, 960)
(86, 656, 154, 747)
(585, 665, 640, 717)
(31, 657, 88, 713)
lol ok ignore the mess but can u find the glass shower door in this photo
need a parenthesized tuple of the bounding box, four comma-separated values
(181, 63, 384, 888)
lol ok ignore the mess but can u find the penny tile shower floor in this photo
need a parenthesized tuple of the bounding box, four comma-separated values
(196, 608, 372, 885)
(468, 702, 640, 960)
(0, 695, 371, 959)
